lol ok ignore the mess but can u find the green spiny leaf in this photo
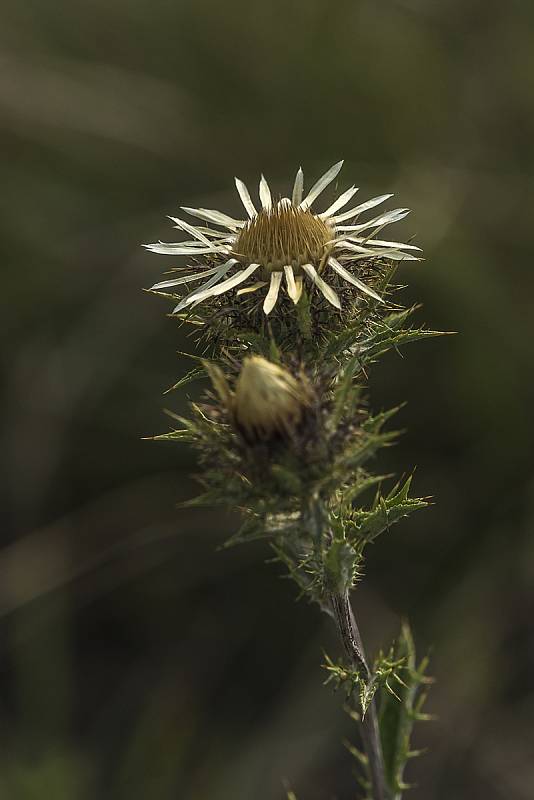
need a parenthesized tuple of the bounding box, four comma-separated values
(379, 622, 433, 798)
(163, 366, 206, 394)
(340, 472, 389, 509)
(359, 325, 446, 366)
(324, 538, 361, 593)
(348, 478, 428, 545)
(336, 430, 397, 473)
(330, 354, 363, 428)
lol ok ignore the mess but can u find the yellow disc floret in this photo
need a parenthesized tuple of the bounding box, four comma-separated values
(234, 204, 333, 275)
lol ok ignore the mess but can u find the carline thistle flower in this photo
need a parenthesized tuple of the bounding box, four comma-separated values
(145, 161, 421, 315)
(207, 355, 312, 442)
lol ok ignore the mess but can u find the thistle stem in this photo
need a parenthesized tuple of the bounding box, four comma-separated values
(330, 590, 389, 800)
(303, 497, 389, 799)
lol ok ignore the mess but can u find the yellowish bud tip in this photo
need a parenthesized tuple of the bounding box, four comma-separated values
(233, 356, 309, 441)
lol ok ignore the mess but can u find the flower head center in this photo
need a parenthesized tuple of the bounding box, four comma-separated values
(234, 204, 333, 274)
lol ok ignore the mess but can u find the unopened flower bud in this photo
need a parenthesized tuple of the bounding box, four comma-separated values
(233, 356, 309, 441)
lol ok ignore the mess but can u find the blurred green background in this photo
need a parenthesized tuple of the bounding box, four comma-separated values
(1, 0, 533, 797)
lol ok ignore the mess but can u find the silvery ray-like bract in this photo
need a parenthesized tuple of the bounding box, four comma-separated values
(145, 161, 421, 315)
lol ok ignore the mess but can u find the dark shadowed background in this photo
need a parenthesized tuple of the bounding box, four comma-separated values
(2, 1, 533, 798)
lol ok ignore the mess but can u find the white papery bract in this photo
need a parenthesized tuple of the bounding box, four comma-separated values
(145, 161, 421, 315)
